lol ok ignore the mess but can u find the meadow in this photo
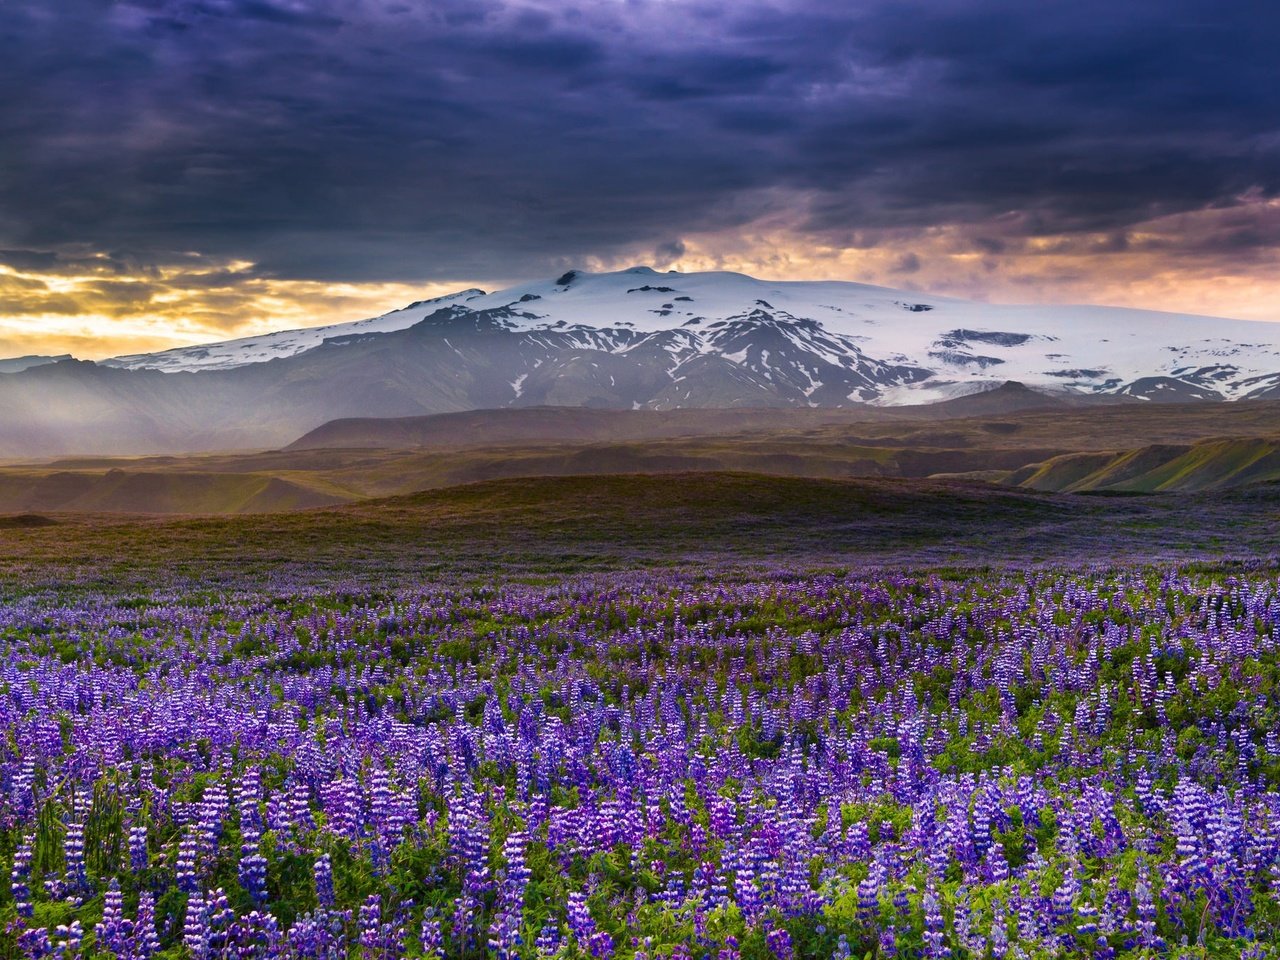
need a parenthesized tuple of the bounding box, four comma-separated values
(3, 473, 1280, 958)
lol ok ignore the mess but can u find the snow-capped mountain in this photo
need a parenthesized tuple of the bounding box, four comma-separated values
(102, 266, 1280, 404)
(3, 266, 1280, 459)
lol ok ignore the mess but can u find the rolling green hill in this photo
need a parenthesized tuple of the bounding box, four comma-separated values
(1008, 437, 1280, 492)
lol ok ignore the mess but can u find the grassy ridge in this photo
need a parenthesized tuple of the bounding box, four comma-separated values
(1010, 436, 1280, 492)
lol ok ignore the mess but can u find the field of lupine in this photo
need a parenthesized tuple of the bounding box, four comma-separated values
(4, 563, 1280, 959)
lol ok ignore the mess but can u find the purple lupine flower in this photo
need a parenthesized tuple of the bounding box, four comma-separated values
(1052, 872, 1079, 949)
(205, 888, 236, 955)
(128, 823, 148, 873)
(236, 769, 268, 905)
(989, 899, 1008, 958)
(1135, 864, 1164, 951)
(420, 912, 444, 960)
(534, 920, 562, 958)
(765, 924, 793, 960)
(735, 862, 762, 924)
(451, 894, 479, 956)
(1076, 901, 1099, 937)
(63, 823, 86, 893)
(287, 910, 345, 960)
(923, 883, 950, 958)
(587, 930, 615, 959)
(196, 783, 229, 854)
(857, 861, 881, 926)
(236, 910, 283, 958)
(566, 891, 597, 948)
(183, 892, 209, 960)
(12, 759, 36, 818)
(879, 923, 899, 957)
(356, 892, 409, 960)
(314, 853, 335, 909)
(239, 847, 268, 905)
(489, 829, 531, 960)
(11, 834, 33, 918)
(448, 778, 491, 896)
(358, 894, 383, 954)
(94, 879, 132, 956)
(984, 840, 1009, 883)
(953, 888, 985, 957)
(51, 921, 83, 959)
(130, 892, 161, 959)
(18, 926, 53, 960)
(176, 831, 199, 893)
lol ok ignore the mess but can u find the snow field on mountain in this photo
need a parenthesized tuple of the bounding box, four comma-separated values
(103, 267, 1280, 403)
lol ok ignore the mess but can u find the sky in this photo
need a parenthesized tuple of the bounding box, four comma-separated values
(2, 0, 1278, 359)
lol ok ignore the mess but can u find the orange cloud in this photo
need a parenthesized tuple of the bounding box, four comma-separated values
(606, 192, 1280, 322)
(0, 259, 471, 359)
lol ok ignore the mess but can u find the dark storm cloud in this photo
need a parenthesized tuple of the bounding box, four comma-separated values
(1, 0, 1276, 282)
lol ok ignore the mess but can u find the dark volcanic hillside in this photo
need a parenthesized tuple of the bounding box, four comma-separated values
(287, 406, 893, 451)
(286, 383, 1117, 451)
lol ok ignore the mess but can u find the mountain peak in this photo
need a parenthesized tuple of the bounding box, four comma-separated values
(991, 380, 1038, 394)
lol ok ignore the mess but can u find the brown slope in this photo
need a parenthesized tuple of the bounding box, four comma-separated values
(0, 470, 349, 514)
